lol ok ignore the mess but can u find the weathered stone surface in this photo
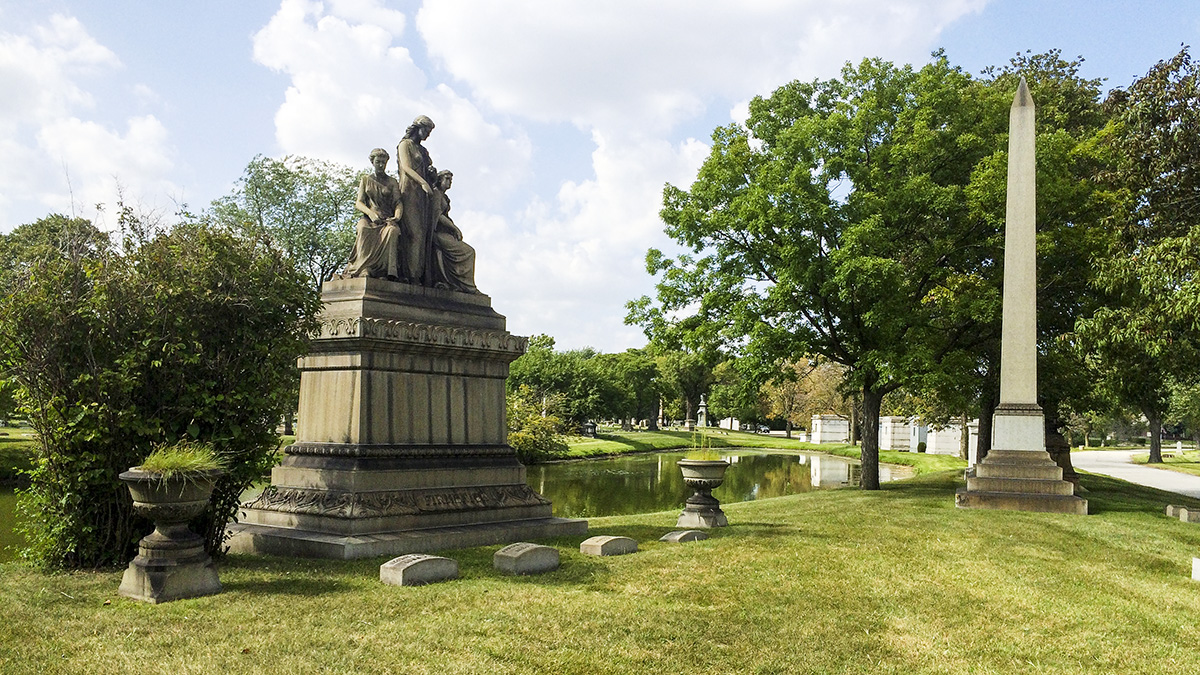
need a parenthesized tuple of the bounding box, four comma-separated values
(493, 542, 559, 575)
(580, 535, 638, 557)
(1167, 504, 1184, 518)
(119, 556, 221, 604)
(660, 530, 708, 543)
(1180, 507, 1200, 523)
(380, 553, 458, 586)
(226, 277, 587, 559)
(1194, 558, 1200, 582)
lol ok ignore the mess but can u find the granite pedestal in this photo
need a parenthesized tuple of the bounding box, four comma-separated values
(227, 278, 586, 559)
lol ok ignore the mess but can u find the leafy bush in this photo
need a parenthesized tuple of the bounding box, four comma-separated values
(0, 215, 320, 569)
(916, 441, 927, 453)
(506, 385, 568, 464)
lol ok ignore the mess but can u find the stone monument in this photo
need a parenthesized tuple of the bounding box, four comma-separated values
(227, 118, 587, 558)
(955, 79, 1087, 515)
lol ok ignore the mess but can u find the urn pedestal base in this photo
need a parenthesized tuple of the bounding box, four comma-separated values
(119, 530, 222, 604)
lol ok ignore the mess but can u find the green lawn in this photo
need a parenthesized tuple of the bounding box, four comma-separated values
(564, 429, 964, 476)
(0, 427, 36, 483)
(3, 471, 1198, 674)
(1132, 450, 1200, 478)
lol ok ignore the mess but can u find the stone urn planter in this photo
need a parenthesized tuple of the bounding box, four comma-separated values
(677, 458, 730, 528)
(118, 467, 224, 603)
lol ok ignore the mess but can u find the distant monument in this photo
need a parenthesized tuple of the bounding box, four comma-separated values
(228, 116, 587, 558)
(955, 79, 1087, 515)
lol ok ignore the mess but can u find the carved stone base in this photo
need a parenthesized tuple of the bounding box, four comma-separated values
(225, 278, 586, 558)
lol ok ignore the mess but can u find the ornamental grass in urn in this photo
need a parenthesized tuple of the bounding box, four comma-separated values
(118, 441, 226, 604)
(677, 445, 730, 528)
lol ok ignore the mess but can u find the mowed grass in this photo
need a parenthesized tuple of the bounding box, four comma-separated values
(1132, 450, 1200, 478)
(565, 429, 965, 476)
(3, 471, 1199, 674)
(0, 426, 36, 483)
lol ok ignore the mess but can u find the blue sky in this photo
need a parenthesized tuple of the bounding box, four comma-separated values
(2, 1, 1197, 352)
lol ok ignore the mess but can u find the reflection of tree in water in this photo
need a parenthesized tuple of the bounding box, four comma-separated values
(528, 452, 861, 518)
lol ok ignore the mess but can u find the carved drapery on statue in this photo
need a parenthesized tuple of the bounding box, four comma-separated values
(343, 148, 403, 279)
(341, 115, 481, 294)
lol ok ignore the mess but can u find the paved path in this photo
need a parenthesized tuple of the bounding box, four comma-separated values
(1072, 449, 1200, 499)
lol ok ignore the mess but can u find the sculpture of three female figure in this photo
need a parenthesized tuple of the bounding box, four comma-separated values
(343, 115, 478, 294)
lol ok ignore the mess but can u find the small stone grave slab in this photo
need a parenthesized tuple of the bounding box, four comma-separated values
(380, 554, 458, 586)
(494, 542, 559, 575)
(1167, 505, 1184, 518)
(1180, 508, 1200, 523)
(1194, 558, 1200, 582)
(580, 535, 637, 557)
(660, 530, 708, 544)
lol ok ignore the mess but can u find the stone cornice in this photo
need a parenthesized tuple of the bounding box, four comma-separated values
(316, 317, 527, 357)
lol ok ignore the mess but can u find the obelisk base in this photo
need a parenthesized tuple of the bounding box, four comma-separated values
(956, 450, 1087, 514)
(956, 405, 1087, 514)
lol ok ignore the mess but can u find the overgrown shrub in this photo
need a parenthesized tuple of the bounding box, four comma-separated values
(0, 215, 320, 569)
(507, 384, 568, 464)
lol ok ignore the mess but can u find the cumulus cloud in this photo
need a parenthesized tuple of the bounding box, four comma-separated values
(251, 0, 532, 208)
(416, 0, 988, 132)
(469, 131, 710, 349)
(0, 14, 177, 228)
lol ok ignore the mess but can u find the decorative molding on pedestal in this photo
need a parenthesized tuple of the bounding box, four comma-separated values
(226, 277, 587, 558)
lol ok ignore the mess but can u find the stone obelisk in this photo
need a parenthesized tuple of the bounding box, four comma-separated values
(956, 77, 1086, 514)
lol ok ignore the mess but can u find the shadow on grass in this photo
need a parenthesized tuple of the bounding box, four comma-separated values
(1078, 473, 1200, 515)
(221, 576, 355, 596)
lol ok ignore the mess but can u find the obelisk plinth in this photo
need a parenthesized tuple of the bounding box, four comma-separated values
(956, 77, 1086, 514)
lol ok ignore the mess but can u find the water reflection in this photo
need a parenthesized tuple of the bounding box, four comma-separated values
(0, 450, 896, 560)
(526, 450, 897, 518)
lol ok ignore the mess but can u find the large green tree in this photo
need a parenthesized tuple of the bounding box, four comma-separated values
(633, 55, 1006, 488)
(209, 155, 359, 289)
(1077, 48, 1200, 463)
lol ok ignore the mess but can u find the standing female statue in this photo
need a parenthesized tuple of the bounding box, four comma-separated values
(396, 115, 438, 284)
(430, 170, 478, 293)
(343, 148, 402, 280)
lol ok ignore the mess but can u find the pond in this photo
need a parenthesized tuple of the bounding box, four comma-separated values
(0, 449, 899, 560)
(524, 449, 903, 518)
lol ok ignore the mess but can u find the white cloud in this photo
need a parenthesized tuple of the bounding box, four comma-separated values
(469, 131, 709, 350)
(416, 0, 988, 132)
(0, 14, 176, 228)
(251, 0, 532, 208)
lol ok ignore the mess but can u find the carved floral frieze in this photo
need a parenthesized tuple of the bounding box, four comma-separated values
(319, 317, 526, 355)
(244, 484, 550, 519)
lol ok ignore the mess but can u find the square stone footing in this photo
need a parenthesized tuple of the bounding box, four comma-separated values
(118, 556, 222, 604)
(955, 449, 1087, 515)
(226, 517, 587, 560)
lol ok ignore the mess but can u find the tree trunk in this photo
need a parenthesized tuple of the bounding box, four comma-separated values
(785, 420, 792, 439)
(283, 414, 294, 436)
(958, 413, 969, 461)
(860, 387, 883, 490)
(976, 389, 997, 463)
(849, 394, 860, 445)
(1148, 413, 1163, 463)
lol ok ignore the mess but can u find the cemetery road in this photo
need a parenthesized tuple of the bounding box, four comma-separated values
(1072, 450, 1200, 499)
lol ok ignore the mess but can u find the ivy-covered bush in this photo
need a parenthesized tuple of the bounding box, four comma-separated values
(0, 214, 321, 569)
